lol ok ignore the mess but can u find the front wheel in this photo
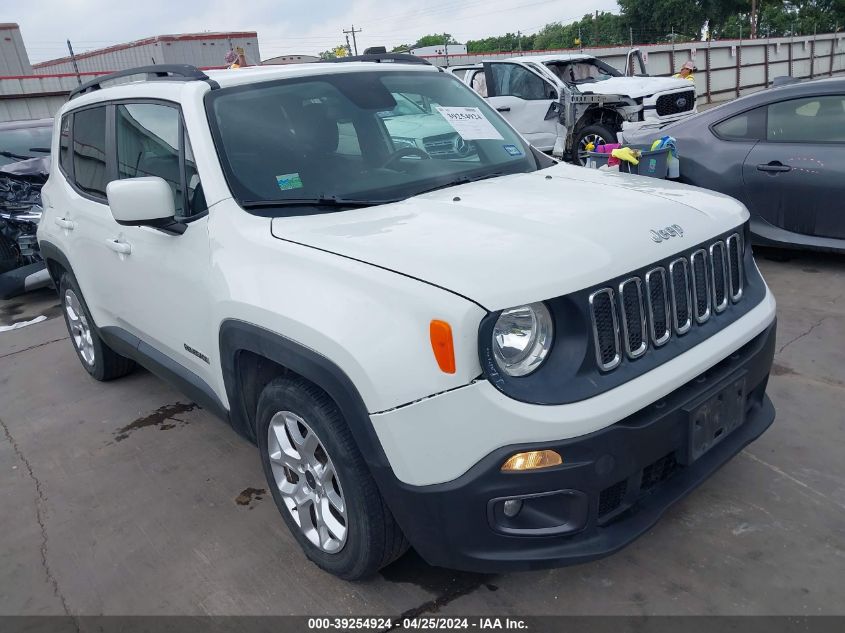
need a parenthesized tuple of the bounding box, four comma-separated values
(572, 123, 618, 166)
(257, 377, 408, 579)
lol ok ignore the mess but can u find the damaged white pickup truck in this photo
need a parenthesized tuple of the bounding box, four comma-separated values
(448, 51, 698, 163)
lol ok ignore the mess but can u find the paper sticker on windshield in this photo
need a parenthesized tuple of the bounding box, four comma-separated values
(503, 144, 523, 156)
(276, 173, 303, 191)
(435, 106, 504, 140)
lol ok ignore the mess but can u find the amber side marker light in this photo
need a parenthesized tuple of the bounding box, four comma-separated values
(429, 320, 456, 374)
(501, 450, 563, 472)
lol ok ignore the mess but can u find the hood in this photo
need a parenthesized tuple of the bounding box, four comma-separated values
(580, 76, 693, 98)
(0, 156, 50, 179)
(270, 164, 748, 310)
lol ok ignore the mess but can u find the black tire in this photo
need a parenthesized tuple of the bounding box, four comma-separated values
(0, 234, 19, 274)
(257, 376, 409, 579)
(58, 272, 135, 381)
(572, 123, 618, 166)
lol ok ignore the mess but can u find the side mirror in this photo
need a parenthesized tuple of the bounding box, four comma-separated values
(106, 177, 176, 227)
(544, 101, 563, 121)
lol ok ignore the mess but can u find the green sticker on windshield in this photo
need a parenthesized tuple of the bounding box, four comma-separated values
(276, 173, 303, 191)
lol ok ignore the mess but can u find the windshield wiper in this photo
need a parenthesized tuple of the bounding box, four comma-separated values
(240, 197, 388, 209)
(0, 150, 34, 161)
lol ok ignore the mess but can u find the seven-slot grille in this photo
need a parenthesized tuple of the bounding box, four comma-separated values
(589, 233, 744, 371)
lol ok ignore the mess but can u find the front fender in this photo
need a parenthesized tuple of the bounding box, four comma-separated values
(209, 205, 487, 417)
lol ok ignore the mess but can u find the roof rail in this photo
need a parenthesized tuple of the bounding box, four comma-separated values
(68, 64, 217, 100)
(322, 53, 432, 66)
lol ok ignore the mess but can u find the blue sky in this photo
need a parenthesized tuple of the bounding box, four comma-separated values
(9, 0, 619, 63)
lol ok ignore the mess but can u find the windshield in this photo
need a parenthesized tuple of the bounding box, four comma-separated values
(206, 70, 538, 211)
(550, 60, 621, 85)
(0, 125, 53, 167)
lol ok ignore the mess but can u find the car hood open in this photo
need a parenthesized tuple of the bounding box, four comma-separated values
(270, 164, 748, 310)
(580, 76, 693, 98)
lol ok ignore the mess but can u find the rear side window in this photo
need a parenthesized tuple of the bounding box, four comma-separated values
(116, 103, 183, 215)
(766, 95, 845, 143)
(59, 114, 71, 174)
(712, 106, 765, 141)
(72, 106, 108, 198)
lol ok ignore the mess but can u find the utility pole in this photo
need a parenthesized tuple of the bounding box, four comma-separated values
(343, 25, 361, 56)
(66, 39, 82, 85)
(517, 30, 522, 54)
(630, 27, 633, 47)
(444, 33, 449, 67)
(594, 9, 599, 45)
(750, 0, 758, 39)
(670, 26, 675, 74)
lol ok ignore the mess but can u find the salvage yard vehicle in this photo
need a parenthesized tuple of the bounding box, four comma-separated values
(449, 52, 698, 163)
(0, 118, 53, 299)
(39, 57, 777, 580)
(377, 92, 478, 159)
(623, 77, 845, 254)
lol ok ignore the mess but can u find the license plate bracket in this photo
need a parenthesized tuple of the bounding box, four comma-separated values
(684, 374, 747, 464)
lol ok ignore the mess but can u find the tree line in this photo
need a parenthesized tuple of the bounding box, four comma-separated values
(320, 1, 844, 59)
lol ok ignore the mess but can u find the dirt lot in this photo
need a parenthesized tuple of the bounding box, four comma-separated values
(0, 249, 843, 617)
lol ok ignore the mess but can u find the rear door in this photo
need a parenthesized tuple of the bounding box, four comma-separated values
(60, 104, 126, 327)
(742, 94, 845, 239)
(483, 61, 559, 151)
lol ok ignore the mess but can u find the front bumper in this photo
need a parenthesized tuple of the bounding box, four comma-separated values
(376, 321, 776, 573)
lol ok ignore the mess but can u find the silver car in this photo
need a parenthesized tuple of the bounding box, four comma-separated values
(624, 77, 845, 254)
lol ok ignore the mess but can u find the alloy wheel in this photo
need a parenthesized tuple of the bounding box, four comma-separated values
(65, 289, 95, 366)
(267, 411, 348, 553)
(578, 132, 608, 164)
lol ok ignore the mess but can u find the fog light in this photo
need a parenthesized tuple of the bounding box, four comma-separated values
(501, 450, 562, 472)
(503, 499, 523, 517)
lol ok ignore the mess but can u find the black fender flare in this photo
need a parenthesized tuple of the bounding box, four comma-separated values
(219, 319, 446, 553)
(218, 319, 394, 475)
(38, 239, 75, 284)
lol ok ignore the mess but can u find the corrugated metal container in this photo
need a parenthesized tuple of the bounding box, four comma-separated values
(31, 32, 260, 74)
(0, 30, 264, 122)
(0, 24, 33, 75)
(0, 74, 86, 122)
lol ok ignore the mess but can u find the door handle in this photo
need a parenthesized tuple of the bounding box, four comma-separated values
(757, 161, 792, 173)
(54, 217, 75, 230)
(496, 106, 511, 112)
(105, 238, 131, 255)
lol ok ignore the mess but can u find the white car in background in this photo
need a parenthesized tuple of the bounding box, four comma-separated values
(376, 92, 479, 160)
(449, 52, 698, 163)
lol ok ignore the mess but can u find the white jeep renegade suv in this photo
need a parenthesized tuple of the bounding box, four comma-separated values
(38, 57, 777, 580)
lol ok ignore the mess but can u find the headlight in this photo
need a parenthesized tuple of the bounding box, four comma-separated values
(492, 302, 554, 377)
